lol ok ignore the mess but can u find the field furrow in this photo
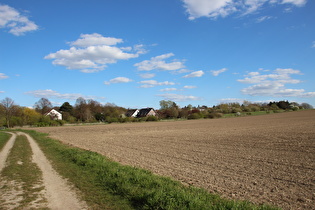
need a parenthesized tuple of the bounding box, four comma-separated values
(30, 110, 315, 209)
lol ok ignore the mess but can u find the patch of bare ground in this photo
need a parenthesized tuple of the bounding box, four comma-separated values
(0, 132, 87, 210)
(30, 110, 315, 209)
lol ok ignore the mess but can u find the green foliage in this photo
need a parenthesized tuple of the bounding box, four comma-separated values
(24, 130, 277, 210)
(34, 116, 65, 127)
(207, 112, 223, 119)
(188, 113, 202, 120)
(59, 102, 73, 113)
(0, 132, 10, 151)
(146, 116, 158, 121)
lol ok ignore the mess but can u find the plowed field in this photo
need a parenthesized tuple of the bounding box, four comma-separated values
(30, 110, 315, 209)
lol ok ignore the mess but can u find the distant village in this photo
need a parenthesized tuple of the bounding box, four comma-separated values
(0, 96, 313, 128)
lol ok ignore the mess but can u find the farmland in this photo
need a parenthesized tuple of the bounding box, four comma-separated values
(30, 110, 315, 209)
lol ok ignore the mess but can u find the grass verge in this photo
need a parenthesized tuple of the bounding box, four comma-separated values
(22, 129, 279, 210)
(0, 134, 46, 208)
(0, 132, 10, 151)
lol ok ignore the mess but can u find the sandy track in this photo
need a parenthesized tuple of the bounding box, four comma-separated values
(0, 132, 16, 172)
(0, 132, 86, 209)
(31, 110, 315, 209)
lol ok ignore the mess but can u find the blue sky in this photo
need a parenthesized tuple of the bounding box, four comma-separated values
(0, 0, 314, 109)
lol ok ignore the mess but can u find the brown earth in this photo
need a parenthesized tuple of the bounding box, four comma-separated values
(30, 110, 315, 209)
(0, 132, 87, 209)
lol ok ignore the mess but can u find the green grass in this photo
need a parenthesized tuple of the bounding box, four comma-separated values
(223, 110, 287, 118)
(21, 130, 279, 210)
(0, 134, 46, 208)
(0, 132, 10, 151)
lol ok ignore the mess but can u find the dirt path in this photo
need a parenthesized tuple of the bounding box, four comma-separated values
(0, 132, 87, 209)
(0, 132, 16, 172)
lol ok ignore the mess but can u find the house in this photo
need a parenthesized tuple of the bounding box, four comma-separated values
(137, 108, 156, 118)
(125, 109, 139, 117)
(125, 108, 157, 118)
(45, 109, 62, 120)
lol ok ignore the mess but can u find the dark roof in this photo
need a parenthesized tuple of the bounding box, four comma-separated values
(137, 108, 155, 117)
(125, 109, 138, 117)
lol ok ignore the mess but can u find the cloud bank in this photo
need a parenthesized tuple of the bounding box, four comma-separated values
(25, 89, 104, 100)
(182, 0, 307, 20)
(104, 77, 133, 85)
(183, 70, 204, 78)
(45, 33, 145, 73)
(0, 73, 9, 79)
(0, 4, 38, 36)
(238, 68, 315, 97)
(134, 53, 185, 71)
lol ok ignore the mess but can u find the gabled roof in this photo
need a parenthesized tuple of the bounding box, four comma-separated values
(45, 108, 62, 116)
(137, 108, 155, 117)
(125, 109, 139, 117)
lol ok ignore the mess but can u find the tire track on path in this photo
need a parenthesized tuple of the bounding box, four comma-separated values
(1, 132, 87, 209)
(18, 132, 87, 210)
(0, 132, 16, 172)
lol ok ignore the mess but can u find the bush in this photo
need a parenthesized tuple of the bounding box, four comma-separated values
(146, 116, 158, 121)
(232, 108, 242, 113)
(207, 112, 223, 119)
(118, 117, 131, 123)
(105, 117, 119, 124)
(188, 113, 202, 120)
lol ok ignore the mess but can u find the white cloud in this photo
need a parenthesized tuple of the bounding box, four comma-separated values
(134, 53, 185, 71)
(0, 91, 4, 93)
(0, 73, 9, 79)
(312, 41, 315, 48)
(219, 98, 246, 104)
(45, 33, 145, 73)
(139, 73, 156, 79)
(0, 4, 38, 36)
(182, 0, 235, 20)
(281, 0, 307, 6)
(238, 68, 302, 84)
(210, 68, 227, 76)
(184, 85, 197, 89)
(158, 93, 201, 102)
(25, 89, 104, 100)
(160, 88, 178, 92)
(104, 77, 133, 85)
(256, 16, 273, 23)
(138, 80, 175, 88)
(171, 69, 192, 74)
(238, 68, 315, 97)
(181, 0, 307, 20)
(183, 70, 204, 78)
(70, 33, 123, 47)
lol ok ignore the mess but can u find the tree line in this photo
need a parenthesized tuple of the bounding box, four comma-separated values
(0, 97, 313, 128)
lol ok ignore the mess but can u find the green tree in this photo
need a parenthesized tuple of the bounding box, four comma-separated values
(22, 107, 41, 126)
(59, 102, 73, 113)
(159, 100, 174, 110)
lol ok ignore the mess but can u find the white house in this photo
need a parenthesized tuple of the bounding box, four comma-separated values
(45, 109, 62, 120)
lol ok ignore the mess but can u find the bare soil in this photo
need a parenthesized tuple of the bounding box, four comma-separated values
(31, 110, 315, 209)
(0, 132, 87, 209)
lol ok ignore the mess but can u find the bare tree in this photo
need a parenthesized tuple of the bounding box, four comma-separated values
(0, 97, 16, 128)
(34, 98, 52, 115)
